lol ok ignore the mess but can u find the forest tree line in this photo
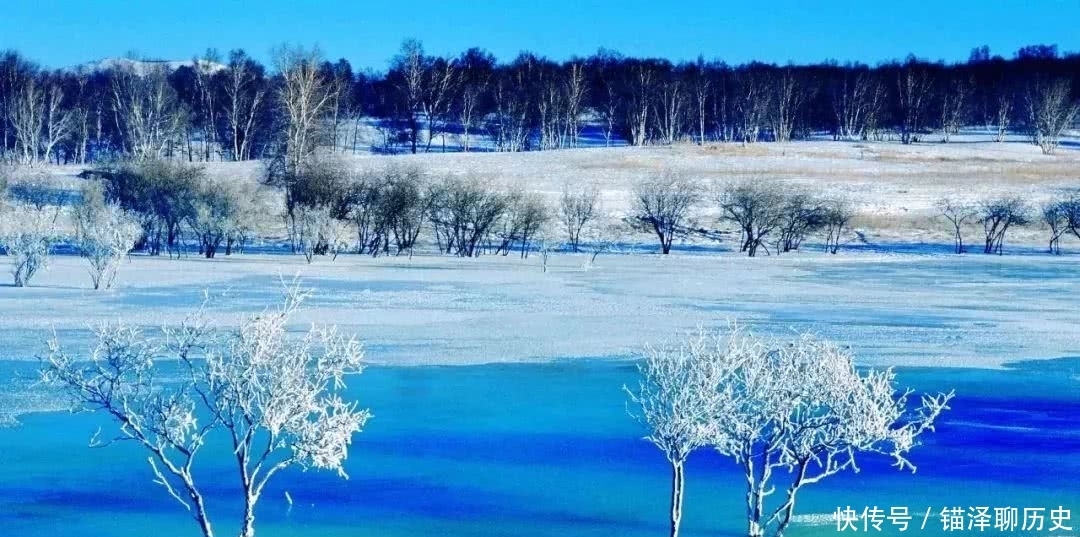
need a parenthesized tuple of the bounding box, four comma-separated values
(1, 41, 1079, 166)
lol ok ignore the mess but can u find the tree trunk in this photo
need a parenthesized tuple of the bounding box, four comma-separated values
(669, 460, 686, 537)
(239, 494, 255, 537)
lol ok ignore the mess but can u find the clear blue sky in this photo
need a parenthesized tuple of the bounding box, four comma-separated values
(3, 0, 1077, 70)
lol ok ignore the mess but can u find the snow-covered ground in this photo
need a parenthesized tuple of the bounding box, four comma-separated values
(4, 249, 1078, 370)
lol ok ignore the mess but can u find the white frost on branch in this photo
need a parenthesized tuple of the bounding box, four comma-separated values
(41, 281, 371, 537)
(0, 202, 56, 287)
(629, 324, 953, 537)
(75, 198, 142, 290)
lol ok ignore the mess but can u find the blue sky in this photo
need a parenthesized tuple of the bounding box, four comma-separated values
(3, 0, 1077, 69)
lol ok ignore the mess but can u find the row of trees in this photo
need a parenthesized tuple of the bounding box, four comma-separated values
(1, 42, 1078, 164)
(937, 193, 1080, 255)
(273, 159, 575, 260)
(631, 173, 853, 256)
(0, 159, 613, 284)
(90, 160, 261, 258)
(6, 160, 1080, 288)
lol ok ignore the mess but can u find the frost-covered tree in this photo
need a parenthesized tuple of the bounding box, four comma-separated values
(629, 326, 953, 537)
(0, 203, 55, 286)
(625, 328, 748, 537)
(705, 329, 952, 537)
(296, 206, 350, 263)
(74, 184, 141, 289)
(274, 45, 337, 171)
(41, 283, 371, 537)
(1024, 78, 1079, 155)
(186, 180, 259, 259)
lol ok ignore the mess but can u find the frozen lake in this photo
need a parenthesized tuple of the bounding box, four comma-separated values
(2, 249, 1079, 535)
(3, 359, 1080, 537)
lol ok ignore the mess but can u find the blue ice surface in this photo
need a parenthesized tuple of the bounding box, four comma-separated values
(2, 357, 1078, 537)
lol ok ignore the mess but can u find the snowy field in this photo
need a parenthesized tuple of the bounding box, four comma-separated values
(5, 248, 1080, 367)
(177, 136, 1080, 247)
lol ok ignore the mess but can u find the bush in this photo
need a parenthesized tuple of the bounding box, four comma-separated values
(0, 203, 56, 287)
(186, 180, 260, 258)
(74, 183, 142, 289)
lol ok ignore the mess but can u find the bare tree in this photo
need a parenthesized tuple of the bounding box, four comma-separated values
(632, 171, 699, 255)
(1025, 78, 1079, 155)
(222, 50, 267, 161)
(1043, 199, 1069, 254)
(41, 283, 371, 537)
(769, 68, 806, 143)
(456, 64, 489, 153)
(41, 77, 74, 163)
(1042, 194, 1080, 254)
(938, 75, 970, 143)
(896, 60, 934, 144)
(564, 62, 587, 147)
(559, 181, 599, 252)
(429, 175, 509, 257)
(979, 196, 1029, 255)
(821, 198, 854, 254)
(832, 70, 884, 140)
(937, 198, 977, 254)
(992, 87, 1013, 142)
(8, 70, 43, 164)
(654, 74, 685, 145)
(275, 45, 336, 172)
(718, 181, 782, 257)
(774, 190, 825, 253)
(421, 56, 459, 152)
(493, 189, 549, 258)
(109, 63, 184, 159)
(627, 62, 656, 146)
(392, 39, 426, 154)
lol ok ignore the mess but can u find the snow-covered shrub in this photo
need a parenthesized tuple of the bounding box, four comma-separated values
(186, 179, 260, 259)
(0, 203, 56, 287)
(297, 206, 350, 263)
(74, 185, 141, 290)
